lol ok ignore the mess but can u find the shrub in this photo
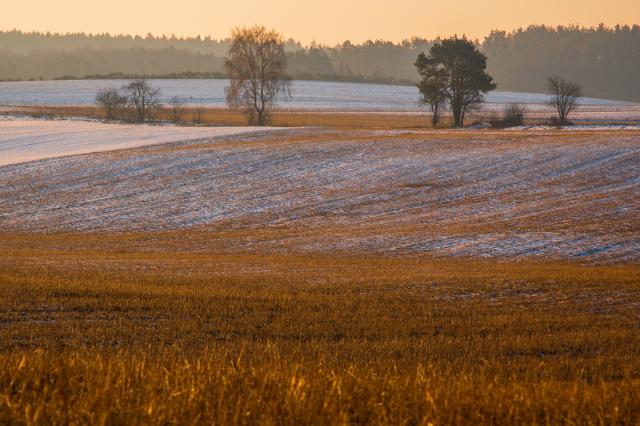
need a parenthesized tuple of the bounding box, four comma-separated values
(549, 115, 573, 127)
(490, 103, 526, 128)
(95, 88, 127, 121)
(192, 107, 204, 125)
(169, 97, 186, 123)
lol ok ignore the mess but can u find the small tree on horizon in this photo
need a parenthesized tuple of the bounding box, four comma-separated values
(224, 26, 291, 126)
(416, 38, 496, 128)
(122, 79, 160, 123)
(547, 76, 582, 125)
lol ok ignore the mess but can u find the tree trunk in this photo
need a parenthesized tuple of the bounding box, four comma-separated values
(431, 104, 439, 127)
(452, 105, 462, 128)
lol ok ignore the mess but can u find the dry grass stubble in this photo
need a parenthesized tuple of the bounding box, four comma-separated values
(0, 245, 639, 424)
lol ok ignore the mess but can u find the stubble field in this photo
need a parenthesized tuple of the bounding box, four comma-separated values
(0, 117, 639, 424)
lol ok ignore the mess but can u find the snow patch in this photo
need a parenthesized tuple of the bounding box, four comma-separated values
(0, 119, 288, 166)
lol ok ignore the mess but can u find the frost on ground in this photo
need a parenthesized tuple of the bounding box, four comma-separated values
(0, 125, 638, 263)
(0, 119, 283, 166)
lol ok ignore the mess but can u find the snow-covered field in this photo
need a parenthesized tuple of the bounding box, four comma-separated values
(1, 121, 638, 263)
(0, 118, 283, 166)
(1, 79, 637, 112)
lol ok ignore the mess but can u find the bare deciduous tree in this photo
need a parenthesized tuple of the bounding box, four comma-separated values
(169, 96, 186, 123)
(547, 76, 582, 125)
(96, 88, 127, 121)
(224, 26, 291, 125)
(122, 79, 160, 123)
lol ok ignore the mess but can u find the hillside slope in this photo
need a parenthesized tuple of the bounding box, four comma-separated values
(1, 126, 638, 263)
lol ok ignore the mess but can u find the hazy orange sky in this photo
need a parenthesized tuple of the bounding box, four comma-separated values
(2, 0, 639, 44)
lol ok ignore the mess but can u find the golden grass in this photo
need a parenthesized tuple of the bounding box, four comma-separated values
(11, 105, 436, 129)
(10, 105, 639, 130)
(1, 236, 639, 424)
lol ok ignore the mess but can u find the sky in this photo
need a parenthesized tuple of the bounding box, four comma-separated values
(2, 0, 639, 44)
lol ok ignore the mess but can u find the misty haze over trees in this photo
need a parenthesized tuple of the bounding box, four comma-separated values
(1, 24, 639, 101)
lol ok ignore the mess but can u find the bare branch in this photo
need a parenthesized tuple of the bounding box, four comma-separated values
(547, 76, 582, 126)
(95, 88, 127, 121)
(224, 26, 291, 125)
(121, 79, 161, 123)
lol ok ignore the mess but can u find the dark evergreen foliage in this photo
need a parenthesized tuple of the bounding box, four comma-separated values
(416, 38, 496, 127)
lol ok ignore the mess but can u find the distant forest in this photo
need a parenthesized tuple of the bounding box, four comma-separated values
(1, 25, 639, 101)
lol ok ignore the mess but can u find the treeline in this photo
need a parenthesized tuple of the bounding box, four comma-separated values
(286, 40, 432, 84)
(0, 30, 428, 85)
(484, 25, 640, 101)
(0, 48, 224, 81)
(1, 25, 639, 101)
(0, 30, 231, 55)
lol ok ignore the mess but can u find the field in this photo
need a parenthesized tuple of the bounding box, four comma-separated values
(0, 118, 282, 166)
(2, 124, 638, 262)
(5, 103, 640, 128)
(1, 115, 639, 424)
